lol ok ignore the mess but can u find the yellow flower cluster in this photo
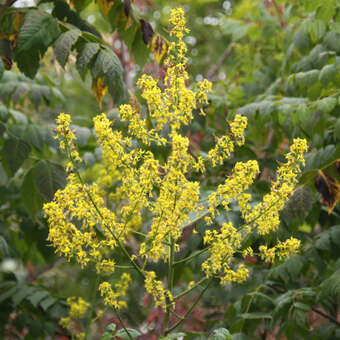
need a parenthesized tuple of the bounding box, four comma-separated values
(144, 271, 173, 309)
(259, 237, 301, 263)
(240, 138, 308, 235)
(99, 273, 131, 309)
(55, 113, 81, 171)
(68, 296, 90, 318)
(205, 160, 259, 224)
(208, 114, 248, 167)
(44, 173, 117, 272)
(202, 222, 244, 280)
(197, 79, 213, 105)
(44, 7, 308, 314)
(60, 297, 89, 340)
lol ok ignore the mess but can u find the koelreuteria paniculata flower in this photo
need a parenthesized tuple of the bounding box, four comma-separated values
(60, 297, 89, 340)
(44, 8, 307, 312)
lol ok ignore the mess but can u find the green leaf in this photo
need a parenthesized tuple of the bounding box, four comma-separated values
(92, 47, 123, 80)
(105, 323, 117, 333)
(12, 286, 36, 305)
(39, 296, 57, 311)
(209, 328, 232, 340)
(320, 269, 340, 299)
(32, 160, 67, 201)
(161, 333, 186, 340)
(131, 26, 151, 66)
(230, 334, 249, 340)
(115, 328, 141, 339)
(0, 285, 18, 303)
(319, 64, 337, 85)
(310, 20, 326, 42)
(29, 84, 51, 108)
(100, 332, 112, 340)
(73, 125, 91, 146)
(293, 29, 310, 52)
(21, 169, 45, 219)
(27, 290, 50, 307)
(300, 144, 340, 185)
(316, 96, 337, 113)
(304, 0, 322, 13)
(105, 323, 116, 332)
(274, 292, 293, 316)
(295, 70, 320, 89)
(54, 28, 81, 67)
(316, 2, 336, 22)
(239, 313, 272, 320)
(15, 10, 61, 78)
(91, 47, 127, 105)
(183, 332, 205, 339)
(246, 291, 275, 304)
(315, 230, 332, 251)
(293, 308, 308, 329)
(2, 137, 31, 176)
(293, 302, 312, 312)
(323, 31, 340, 53)
(76, 42, 100, 79)
(0, 236, 9, 257)
(285, 255, 305, 279)
(0, 105, 9, 122)
(52, 0, 100, 38)
(0, 58, 4, 81)
(23, 124, 45, 151)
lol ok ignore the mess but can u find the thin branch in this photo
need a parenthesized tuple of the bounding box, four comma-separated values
(205, 43, 235, 80)
(173, 247, 211, 265)
(271, 0, 286, 28)
(0, 0, 18, 19)
(312, 307, 340, 327)
(114, 307, 134, 340)
(164, 279, 212, 335)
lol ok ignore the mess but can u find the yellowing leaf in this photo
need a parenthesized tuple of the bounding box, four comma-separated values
(97, 0, 114, 18)
(10, 12, 24, 50)
(315, 170, 340, 213)
(93, 77, 108, 108)
(152, 34, 167, 64)
(13, 12, 24, 32)
(67, 0, 75, 8)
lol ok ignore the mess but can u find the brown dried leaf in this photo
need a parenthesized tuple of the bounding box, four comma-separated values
(124, 0, 132, 17)
(1, 56, 12, 70)
(315, 170, 340, 213)
(140, 19, 154, 45)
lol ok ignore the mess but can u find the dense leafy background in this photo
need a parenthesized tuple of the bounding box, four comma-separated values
(0, 0, 340, 339)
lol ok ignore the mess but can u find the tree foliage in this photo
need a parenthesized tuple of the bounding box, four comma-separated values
(0, 0, 340, 339)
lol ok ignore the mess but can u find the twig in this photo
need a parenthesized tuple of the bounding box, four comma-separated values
(205, 43, 235, 80)
(271, 0, 286, 28)
(164, 279, 212, 335)
(311, 307, 340, 327)
(114, 307, 134, 340)
(0, 0, 18, 19)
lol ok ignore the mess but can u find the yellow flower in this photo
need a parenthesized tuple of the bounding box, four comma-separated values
(144, 271, 173, 310)
(99, 273, 131, 309)
(45, 8, 308, 307)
